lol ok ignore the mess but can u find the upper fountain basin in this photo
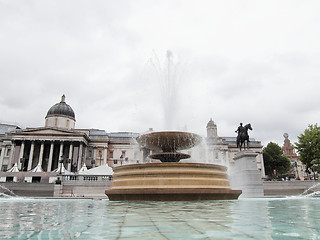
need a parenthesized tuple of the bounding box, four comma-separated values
(136, 131, 202, 152)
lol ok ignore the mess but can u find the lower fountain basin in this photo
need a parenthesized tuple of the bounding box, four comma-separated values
(106, 162, 242, 201)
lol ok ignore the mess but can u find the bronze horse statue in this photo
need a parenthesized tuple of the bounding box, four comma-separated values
(236, 123, 252, 150)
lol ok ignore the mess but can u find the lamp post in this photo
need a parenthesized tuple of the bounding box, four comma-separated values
(60, 156, 71, 174)
(66, 158, 70, 172)
(59, 158, 63, 175)
(91, 159, 96, 167)
(120, 155, 123, 166)
(97, 150, 103, 166)
(294, 161, 300, 180)
(20, 158, 25, 171)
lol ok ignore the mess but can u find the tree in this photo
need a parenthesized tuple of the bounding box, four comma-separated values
(311, 159, 320, 174)
(263, 142, 291, 178)
(295, 124, 320, 172)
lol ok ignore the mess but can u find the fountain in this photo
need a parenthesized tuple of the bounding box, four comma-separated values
(105, 131, 242, 201)
(106, 51, 241, 200)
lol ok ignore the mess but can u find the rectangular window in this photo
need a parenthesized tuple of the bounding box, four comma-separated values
(6, 149, 11, 157)
(121, 151, 126, 157)
(98, 150, 102, 159)
(109, 150, 114, 159)
(6, 177, 13, 182)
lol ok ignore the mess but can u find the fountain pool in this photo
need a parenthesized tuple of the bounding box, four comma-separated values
(1, 197, 319, 239)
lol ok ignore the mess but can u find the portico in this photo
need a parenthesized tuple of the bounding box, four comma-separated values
(8, 129, 89, 172)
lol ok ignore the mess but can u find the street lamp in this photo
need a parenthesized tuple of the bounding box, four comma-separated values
(59, 156, 71, 174)
(20, 158, 25, 171)
(59, 158, 64, 175)
(294, 161, 300, 180)
(97, 150, 103, 166)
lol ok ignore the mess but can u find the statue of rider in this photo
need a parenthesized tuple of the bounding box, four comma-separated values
(235, 123, 252, 149)
(235, 123, 244, 147)
(235, 123, 244, 138)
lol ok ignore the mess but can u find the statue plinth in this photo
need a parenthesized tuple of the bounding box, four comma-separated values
(229, 150, 264, 198)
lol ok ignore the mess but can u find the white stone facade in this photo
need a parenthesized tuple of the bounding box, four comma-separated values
(0, 96, 265, 182)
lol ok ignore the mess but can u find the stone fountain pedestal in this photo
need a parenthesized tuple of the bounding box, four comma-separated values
(106, 131, 242, 201)
(229, 151, 264, 198)
(106, 162, 241, 201)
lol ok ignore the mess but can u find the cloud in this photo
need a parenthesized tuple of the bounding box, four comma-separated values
(1, 0, 320, 148)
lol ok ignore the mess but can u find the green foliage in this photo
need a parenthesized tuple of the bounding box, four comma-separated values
(263, 142, 291, 177)
(311, 159, 320, 173)
(295, 124, 320, 171)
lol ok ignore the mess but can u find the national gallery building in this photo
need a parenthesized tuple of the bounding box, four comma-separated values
(0, 95, 265, 183)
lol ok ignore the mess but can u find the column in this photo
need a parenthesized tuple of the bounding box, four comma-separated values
(83, 145, 87, 164)
(67, 142, 73, 171)
(59, 141, 64, 172)
(59, 142, 64, 161)
(8, 141, 15, 168)
(18, 141, 25, 170)
(27, 141, 35, 171)
(0, 146, 5, 171)
(47, 141, 54, 172)
(93, 147, 97, 167)
(77, 142, 83, 171)
(38, 141, 45, 167)
(103, 147, 107, 165)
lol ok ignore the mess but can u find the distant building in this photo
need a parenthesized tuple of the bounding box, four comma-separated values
(0, 95, 265, 182)
(282, 133, 305, 179)
(0, 95, 142, 183)
(0, 123, 21, 171)
(0, 95, 109, 174)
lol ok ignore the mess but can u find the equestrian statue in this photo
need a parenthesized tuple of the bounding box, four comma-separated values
(235, 123, 253, 150)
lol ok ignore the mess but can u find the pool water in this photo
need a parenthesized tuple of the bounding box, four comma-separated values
(0, 197, 319, 239)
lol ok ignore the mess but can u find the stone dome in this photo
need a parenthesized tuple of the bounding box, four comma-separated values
(206, 118, 216, 128)
(46, 95, 75, 120)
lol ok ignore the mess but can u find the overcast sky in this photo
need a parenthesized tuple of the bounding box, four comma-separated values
(1, 0, 320, 147)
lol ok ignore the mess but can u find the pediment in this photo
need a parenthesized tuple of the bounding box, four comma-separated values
(11, 127, 82, 137)
(29, 129, 73, 135)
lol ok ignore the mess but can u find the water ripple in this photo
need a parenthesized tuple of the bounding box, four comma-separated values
(0, 198, 319, 239)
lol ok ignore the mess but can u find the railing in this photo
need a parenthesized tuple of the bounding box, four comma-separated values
(107, 158, 142, 167)
(61, 175, 112, 185)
